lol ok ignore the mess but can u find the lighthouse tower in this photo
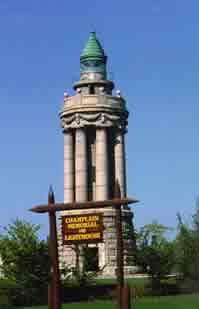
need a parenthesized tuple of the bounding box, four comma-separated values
(59, 32, 136, 276)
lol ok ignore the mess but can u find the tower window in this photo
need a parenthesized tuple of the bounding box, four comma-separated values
(89, 85, 95, 94)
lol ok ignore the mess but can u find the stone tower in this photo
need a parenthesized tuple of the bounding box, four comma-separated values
(59, 32, 136, 276)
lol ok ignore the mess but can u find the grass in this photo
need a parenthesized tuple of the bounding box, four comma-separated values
(95, 276, 177, 287)
(134, 294, 199, 309)
(95, 277, 149, 287)
(19, 294, 199, 309)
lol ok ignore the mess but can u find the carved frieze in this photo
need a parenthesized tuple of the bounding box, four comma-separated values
(60, 112, 128, 130)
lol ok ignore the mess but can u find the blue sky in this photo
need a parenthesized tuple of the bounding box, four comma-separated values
(0, 0, 199, 238)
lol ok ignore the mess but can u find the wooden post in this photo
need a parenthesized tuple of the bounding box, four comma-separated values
(121, 284, 131, 309)
(48, 187, 61, 309)
(48, 284, 54, 309)
(115, 181, 124, 309)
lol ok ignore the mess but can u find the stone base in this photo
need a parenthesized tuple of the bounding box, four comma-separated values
(59, 206, 137, 276)
(99, 265, 139, 278)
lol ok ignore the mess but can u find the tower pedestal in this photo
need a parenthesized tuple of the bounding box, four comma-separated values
(58, 206, 138, 277)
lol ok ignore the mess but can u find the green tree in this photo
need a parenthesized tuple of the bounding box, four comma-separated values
(176, 210, 199, 280)
(0, 219, 50, 305)
(136, 221, 175, 290)
(192, 197, 199, 232)
(146, 236, 175, 290)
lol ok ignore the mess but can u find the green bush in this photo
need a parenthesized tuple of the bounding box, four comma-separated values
(0, 279, 16, 289)
(0, 289, 11, 308)
(0, 280, 15, 308)
(177, 278, 199, 294)
(131, 285, 145, 298)
(0, 220, 50, 306)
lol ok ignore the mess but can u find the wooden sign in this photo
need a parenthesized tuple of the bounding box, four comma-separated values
(62, 213, 103, 244)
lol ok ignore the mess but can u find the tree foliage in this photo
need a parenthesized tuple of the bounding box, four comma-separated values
(136, 221, 175, 290)
(176, 207, 199, 280)
(192, 197, 199, 233)
(0, 219, 50, 305)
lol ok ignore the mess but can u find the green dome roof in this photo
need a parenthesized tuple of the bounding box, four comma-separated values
(80, 32, 106, 61)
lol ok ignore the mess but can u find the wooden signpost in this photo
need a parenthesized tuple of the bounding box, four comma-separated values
(30, 184, 138, 309)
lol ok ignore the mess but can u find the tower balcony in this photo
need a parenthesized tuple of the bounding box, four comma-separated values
(60, 94, 128, 130)
(61, 94, 127, 116)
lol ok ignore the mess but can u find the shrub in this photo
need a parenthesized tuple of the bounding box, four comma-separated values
(0, 279, 16, 308)
(0, 219, 50, 306)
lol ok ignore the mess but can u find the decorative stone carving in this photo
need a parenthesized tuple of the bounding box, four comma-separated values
(61, 112, 127, 130)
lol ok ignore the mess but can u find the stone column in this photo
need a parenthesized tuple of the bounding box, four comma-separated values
(96, 127, 108, 272)
(75, 128, 87, 202)
(95, 128, 108, 200)
(61, 131, 75, 267)
(75, 128, 87, 274)
(114, 129, 126, 198)
(64, 131, 74, 203)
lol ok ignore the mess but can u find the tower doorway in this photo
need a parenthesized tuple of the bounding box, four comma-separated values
(84, 246, 99, 272)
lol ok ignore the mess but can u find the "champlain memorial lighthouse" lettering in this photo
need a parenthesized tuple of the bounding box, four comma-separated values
(62, 213, 103, 244)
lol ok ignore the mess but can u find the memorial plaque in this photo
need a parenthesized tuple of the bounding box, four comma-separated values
(62, 213, 103, 244)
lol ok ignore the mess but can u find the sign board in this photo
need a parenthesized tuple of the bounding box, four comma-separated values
(62, 213, 103, 244)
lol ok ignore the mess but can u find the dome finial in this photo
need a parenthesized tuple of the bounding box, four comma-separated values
(80, 32, 107, 80)
(80, 32, 106, 61)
